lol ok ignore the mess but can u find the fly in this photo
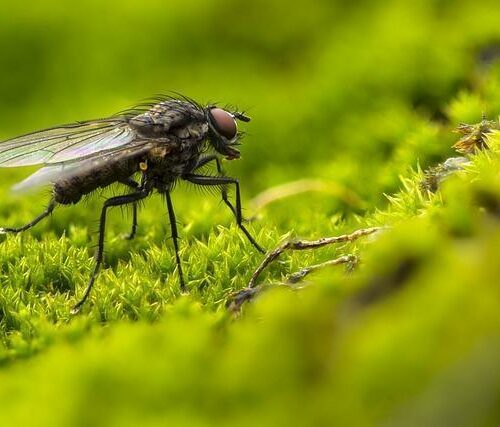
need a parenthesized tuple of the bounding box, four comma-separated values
(0, 94, 265, 313)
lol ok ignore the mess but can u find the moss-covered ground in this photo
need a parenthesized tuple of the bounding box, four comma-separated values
(1, 1, 500, 425)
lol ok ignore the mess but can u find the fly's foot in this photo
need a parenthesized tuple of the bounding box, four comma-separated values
(70, 304, 82, 315)
(120, 232, 136, 241)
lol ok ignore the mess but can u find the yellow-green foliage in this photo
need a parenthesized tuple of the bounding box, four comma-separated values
(1, 0, 500, 425)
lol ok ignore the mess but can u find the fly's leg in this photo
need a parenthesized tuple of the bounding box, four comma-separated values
(194, 155, 219, 170)
(194, 155, 237, 218)
(71, 189, 150, 314)
(183, 173, 265, 253)
(0, 199, 56, 234)
(127, 203, 138, 240)
(165, 191, 185, 292)
(119, 178, 140, 240)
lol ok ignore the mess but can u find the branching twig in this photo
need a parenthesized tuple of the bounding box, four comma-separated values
(227, 226, 385, 311)
(247, 226, 383, 289)
(287, 254, 358, 284)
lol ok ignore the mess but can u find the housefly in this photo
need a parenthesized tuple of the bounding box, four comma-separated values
(0, 94, 264, 313)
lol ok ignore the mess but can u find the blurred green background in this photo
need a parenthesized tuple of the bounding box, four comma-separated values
(1, 0, 498, 205)
(2, 0, 500, 425)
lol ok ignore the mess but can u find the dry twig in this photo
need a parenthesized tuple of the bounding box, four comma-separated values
(227, 226, 385, 311)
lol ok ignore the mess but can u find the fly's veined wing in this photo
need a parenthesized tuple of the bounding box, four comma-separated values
(12, 164, 68, 192)
(12, 141, 156, 193)
(0, 119, 138, 167)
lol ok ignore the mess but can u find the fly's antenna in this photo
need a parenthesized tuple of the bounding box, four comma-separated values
(233, 112, 251, 122)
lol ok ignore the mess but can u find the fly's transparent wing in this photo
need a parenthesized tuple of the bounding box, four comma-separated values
(0, 119, 137, 167)
(12, 142, 156, 193)
(12, 163, 68, 192)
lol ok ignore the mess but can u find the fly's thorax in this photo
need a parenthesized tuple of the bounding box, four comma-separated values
(128, 100, 206, 139)
(172, 121, 209, 140)
(148, 145, 173, 161)
(145, 134, 204, 186)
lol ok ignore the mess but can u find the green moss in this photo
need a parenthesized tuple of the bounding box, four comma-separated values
(1, 0, 500, 425)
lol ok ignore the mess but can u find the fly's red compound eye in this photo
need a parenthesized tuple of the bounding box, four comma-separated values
(210, 108, 237, 139)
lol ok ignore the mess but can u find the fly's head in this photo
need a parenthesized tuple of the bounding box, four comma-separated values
(205, 106, 250, 160)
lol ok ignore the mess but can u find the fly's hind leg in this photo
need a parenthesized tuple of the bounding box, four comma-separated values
(0, 198, 56, 234)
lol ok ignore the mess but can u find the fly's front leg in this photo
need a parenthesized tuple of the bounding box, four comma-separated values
(165, 191, 185, 292)
(193, 156, 239, 220)
(0, 198, 56, 234)
(71, 189, 150, 314)
(183, 173, 265, 253)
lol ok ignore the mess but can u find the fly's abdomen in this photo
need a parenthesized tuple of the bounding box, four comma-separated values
(53, 152, 142, 204)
